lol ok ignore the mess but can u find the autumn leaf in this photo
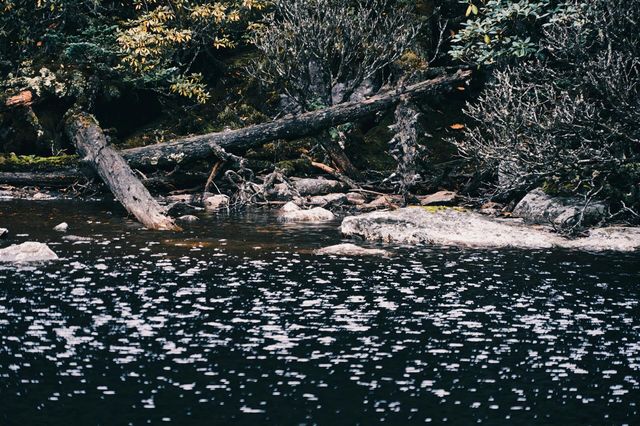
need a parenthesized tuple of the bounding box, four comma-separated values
(450, 123, 465, 130)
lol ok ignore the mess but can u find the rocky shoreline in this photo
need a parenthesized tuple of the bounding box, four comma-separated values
(2, 179, 639, 262)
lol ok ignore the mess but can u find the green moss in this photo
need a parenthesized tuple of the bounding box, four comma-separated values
(0, 153, 79, 171)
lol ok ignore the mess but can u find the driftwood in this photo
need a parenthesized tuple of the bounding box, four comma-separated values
(65, 113, 180, 231)
(122, 70, 472, 169)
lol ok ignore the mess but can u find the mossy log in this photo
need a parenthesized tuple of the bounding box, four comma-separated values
(121, 70, 472, 169)
(65, 112, 180, 231)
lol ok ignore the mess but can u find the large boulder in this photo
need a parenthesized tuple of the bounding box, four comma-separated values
(314, 243, 390, 257)
(0, 242, 59, 263)
(512, 188, 607, 228)
(341, 207, 640, 251)
(278, 202, 336, 222)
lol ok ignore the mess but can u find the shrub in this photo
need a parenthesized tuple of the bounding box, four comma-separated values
(456, 0, 640, 226)
(251, 0, 420, 110)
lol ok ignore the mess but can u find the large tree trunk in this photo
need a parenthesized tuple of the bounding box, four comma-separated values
(65, 113, 180, 231)
(122, 70, 472, 169)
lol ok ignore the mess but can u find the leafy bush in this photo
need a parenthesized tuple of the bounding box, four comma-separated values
(251, 0, 420, 110)
(456, 0, 640, 225)
(0, 0, 264, 105)
(450, 0, 569, 64)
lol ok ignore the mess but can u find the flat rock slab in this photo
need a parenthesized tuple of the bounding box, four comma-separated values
(341, 208, 640, 252)
(0, 242, 59, 263)
(314, 243, 391, 257)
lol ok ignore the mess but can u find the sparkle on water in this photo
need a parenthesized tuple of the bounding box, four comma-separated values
(0, 200, 639, 425)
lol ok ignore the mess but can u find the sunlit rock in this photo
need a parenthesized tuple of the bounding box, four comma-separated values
(53, 222, 68, 232)
(278, 202, 336, 222)
(0, 242, 59, 263)
(178, 215, 199, 223)
(342, 207, 640, 251)
(419, 191, 458, 206)
(314, 243, 390, 257)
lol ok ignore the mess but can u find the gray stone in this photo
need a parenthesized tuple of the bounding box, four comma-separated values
(306, 193, 348, 207)
(278, 202, 336, 222)
(419, 191, 458, 206)
(291, 178, 345, 196)
(341, 207, 640, 252)
(204, 194, 230, 212)
(0, 228, 8, 239)
(53, 222, 69, 232)
(62, 235, 93, 243)
(345, 192, 367, 205)
(314, 243, 391, 257)
(512, 188, 607, 228)
(0, 242, 59, 263)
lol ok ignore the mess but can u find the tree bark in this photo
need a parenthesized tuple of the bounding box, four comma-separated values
(65, 113, 180, 231)
(121, 70, 472, 169)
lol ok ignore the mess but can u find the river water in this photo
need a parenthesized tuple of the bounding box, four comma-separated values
(0, 200, 639, 425)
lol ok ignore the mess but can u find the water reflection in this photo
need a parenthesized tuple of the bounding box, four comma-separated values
(0, 200, 639, 424)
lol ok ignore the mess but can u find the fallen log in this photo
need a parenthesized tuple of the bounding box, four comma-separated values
(0, 170, 84, 187)
(122, 70, 472, 169)
(65, 113, 180, 231)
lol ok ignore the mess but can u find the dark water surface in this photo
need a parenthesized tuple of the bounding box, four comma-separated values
(0, 200, 639, 425)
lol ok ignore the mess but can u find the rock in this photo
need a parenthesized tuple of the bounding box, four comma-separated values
(314, 243, 390, 257)
(291, 178, 345, 196)
(178, 215, 199, 223)
(268, 178, 345, 199)
(0, 242, 59, 263)
(346, 192, 367, 205)
(306, 193, 348, 207)
(0, 228, 8, 239)
(512, 188, 607, 228)
(53, 222, 68, 232)
(341, 207, 640, 251)
(62, 235, 93, 243)
(479, 201, 504, 215)
(204, 194, 230, 212)
(419, 191, 458, 206)
(278, 202, 336, 222)
(359, 195, 396, 212)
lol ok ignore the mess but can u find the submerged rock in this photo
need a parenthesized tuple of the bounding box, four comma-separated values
(341, 207, 640, 251)
(53, 222, 68, 232)
(419, 191, 458, 206)
(513, 188, 607, 228)
(314, 243, 390, 257)
(204, 195, 230, 212)
(0, 242, 59, 263)
(278, 202, 336, 222)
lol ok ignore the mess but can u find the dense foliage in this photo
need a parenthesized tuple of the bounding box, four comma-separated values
(456, 0, 640, 226)
(0, 0, 264, 105)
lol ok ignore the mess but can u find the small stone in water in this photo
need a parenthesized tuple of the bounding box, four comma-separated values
(178, 215, 199, 223)
(53, 222, 69, 232)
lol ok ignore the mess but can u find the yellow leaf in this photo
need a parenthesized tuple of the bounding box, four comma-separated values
(465, 4, 473, 17)
(472, 4, 479, 15)
(450, 123, 465, 130)
(484, 34, 491, 44)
